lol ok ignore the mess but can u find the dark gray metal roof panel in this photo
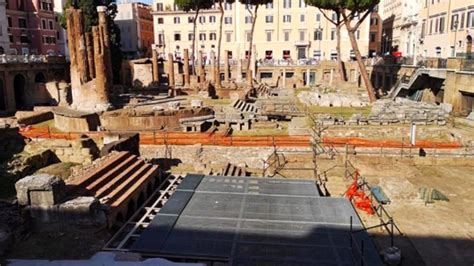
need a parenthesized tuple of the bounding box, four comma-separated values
(131, 174, 383, 266)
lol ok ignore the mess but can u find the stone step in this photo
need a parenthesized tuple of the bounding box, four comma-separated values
(106, 163, 152, 204)
(82, 154, 138, 194)
(110, 165, 159, 208)
(67, 152, 129, 189)
(94, 159, 146, 198)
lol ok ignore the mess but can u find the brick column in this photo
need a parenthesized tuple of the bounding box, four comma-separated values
(183, 49, 190, 87)
(167, 53, 175, 88)
(152, 46, 159, 83)
(224, 50, 230, 83)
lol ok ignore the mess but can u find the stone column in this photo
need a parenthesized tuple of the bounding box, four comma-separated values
(198, 51, 205, 82)
(183, 48, 190, 87)
(237, 58, 242, 81)
(282, 68, 286, 88)
(224, 50, 230, 83)
(210, 50, 216, 83)
(92, 6, 112, 106)
(306, 68, 310, 87)
(85, 32, 95, 79)
(330, 68, 334, 85)
(167, 53, 175, 88)
(152, 46, 159, 83)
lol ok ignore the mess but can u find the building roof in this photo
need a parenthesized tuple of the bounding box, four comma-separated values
(131, 174, 383, 266)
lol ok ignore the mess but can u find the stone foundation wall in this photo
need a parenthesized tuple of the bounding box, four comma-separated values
(54, 113, 100, 132)
(28, 138, 99, 164)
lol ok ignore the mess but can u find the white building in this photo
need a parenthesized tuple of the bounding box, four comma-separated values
(54, 0, 69, 58)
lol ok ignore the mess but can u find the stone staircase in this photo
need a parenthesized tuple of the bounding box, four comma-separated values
(232, 99, 258, 114)
(205, 162, 250, 177)
(67, 151, 161, 226)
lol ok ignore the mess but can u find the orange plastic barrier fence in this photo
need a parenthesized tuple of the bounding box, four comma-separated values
(19, 127, 463, 149)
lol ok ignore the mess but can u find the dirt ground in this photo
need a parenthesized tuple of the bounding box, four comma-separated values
(3, 229, 111, 262)
(351, 156, 474, 266)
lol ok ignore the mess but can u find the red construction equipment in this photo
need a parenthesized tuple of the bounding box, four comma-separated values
(345, 170, 375, 215)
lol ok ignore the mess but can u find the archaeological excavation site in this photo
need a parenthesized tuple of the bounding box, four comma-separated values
(0, 1, 474, 266)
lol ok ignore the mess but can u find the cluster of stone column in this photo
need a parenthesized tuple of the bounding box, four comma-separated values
(66, 6, 113, 112)
(152, 48, 234, 93)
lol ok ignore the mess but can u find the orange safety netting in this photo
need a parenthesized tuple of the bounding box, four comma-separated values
(19, 127, 463, 149)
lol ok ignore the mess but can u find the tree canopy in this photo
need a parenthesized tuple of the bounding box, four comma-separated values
(305, 0, 379, 12)
(174, 0, 214, 12)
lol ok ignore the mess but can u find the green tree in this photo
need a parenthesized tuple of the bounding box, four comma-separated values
(306, 1, 345, 82)
(175, 0, 214, 75)
(216, 0, 235, 88)
(239, 0, 272, 84)
(60, 0, 122, 84)
(305, 0, 379, 102)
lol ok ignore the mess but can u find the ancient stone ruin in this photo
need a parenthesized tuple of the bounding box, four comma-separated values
(66, 6, 113, 112)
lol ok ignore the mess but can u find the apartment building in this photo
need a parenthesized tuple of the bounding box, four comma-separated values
(369, 6, 383, 57)
(152, 0, 372, 62)
(380, 0, 422, 57)
(116, 1, 154, 59)
(419, 0, 474, 58)
(54, 0, 68, 58)
(6, 0, 60, 55)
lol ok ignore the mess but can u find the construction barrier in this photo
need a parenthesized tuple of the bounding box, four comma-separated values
(19, 126, 463, 149)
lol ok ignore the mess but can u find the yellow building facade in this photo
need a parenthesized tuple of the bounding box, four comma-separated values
(151, 0, 371, 62)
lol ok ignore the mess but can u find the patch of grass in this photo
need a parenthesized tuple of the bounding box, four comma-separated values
(32, 119, 63, 132)
(295, 87, 312, 96)
(196, 98, 232, 106)
(306, 105, 372, 119)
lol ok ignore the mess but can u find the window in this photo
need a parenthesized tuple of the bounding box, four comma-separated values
(7, 17, 12, 27)
(429, 20, 433, 34)
(332, 12, 337, 21)
(245, 16, 253, 24)
(225, 2, 232, 10)
(266, 31, 272, 42)
(49, 20, 54, 30)
(9, 35, 13, 43)
(266, 15, 273, 23)
(157, 17, 164, 24)
(210, 33, 217, 40)
(421, 21, 426, 38)
(174, 33, 181, 41)
(316, 14, 320, 22)
(199, 33, 206, 41)
(188, 33, 194, 41)
(299, 30, 305, 41)
(283, 50, 291, 59)
(174, 17, 180, 24)
(188, 16, 194, 23)
(468, 11, 474, 28)
(460, 13, 465, 29)
(283, 0, 291, 8)
(210, 16, 216, 23)
(199, 16, 205, 23)
(156, 3, 163, 11)
(299, 0, 306, 8)
(0, 26, 2, 37)
(439, 16, 445, 33)
(246, 32, 251, 42)
(300, 14, 305, 22)
(226, 32, 232, 42)
(314, 30, 322, 41)
(284, 31, 290, 41)
(158, 34, 164, 45)
(266, 2, 273, 9)
(331, 29, 336, 40)
(224, 17, 232, 24)
(283, 15, 291, 23)
(370, 32, 376, 42)
(19, 18, 27, 29)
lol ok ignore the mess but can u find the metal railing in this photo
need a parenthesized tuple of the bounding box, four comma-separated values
(0, 54, 66, 64)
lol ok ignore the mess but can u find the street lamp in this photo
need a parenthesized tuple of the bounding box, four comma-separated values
(453, 19, 459, 57)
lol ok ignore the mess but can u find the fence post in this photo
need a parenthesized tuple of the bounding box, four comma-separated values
(153, 131, 156, 145)
(47, 126, 51, 138)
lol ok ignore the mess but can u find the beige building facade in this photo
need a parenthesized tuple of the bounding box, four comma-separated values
(419, 0, 474, 58)
(380, 0, 422, 58)
(151, 0, 371, 63)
